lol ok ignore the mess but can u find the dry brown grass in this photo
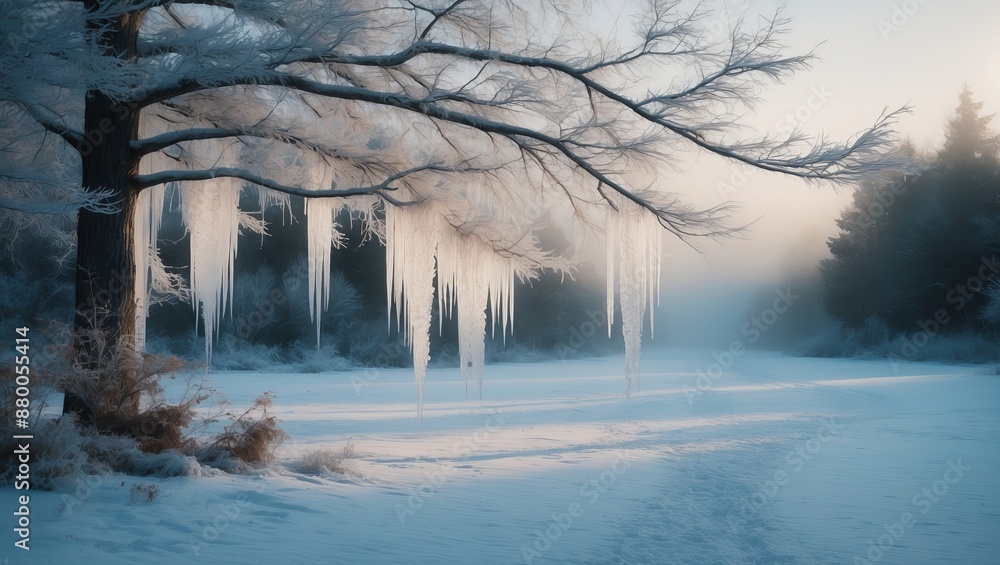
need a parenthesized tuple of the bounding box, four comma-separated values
(50, 316, 210, 454)
(200, 393, 289, 467)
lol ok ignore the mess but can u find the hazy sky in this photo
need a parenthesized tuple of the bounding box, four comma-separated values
(591, 0, 1000, 345)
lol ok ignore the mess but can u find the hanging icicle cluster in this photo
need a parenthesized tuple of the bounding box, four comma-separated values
(134, 110, 247, 362)
(294, 145, 382, 350)
(134, 113, 177, 352)
(305, 197, 339, 349)
(129, 100, 557, 412)
(174, 134, 246, 362)
(385, 205, 440, 418)
(437, 231, 516, 399)
(181, 179, 241, 362)
(383, 203, 520, 417)
(304, 191, 378, 347)
(133, 185, 164, 351)
(303, 160, 341, 350)
(606, 196, 662, 394)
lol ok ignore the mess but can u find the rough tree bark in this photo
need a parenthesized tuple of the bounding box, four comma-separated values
(64, 2, 144, 420)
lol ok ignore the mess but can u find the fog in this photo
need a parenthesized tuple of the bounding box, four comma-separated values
(582, 0, 1000, 349)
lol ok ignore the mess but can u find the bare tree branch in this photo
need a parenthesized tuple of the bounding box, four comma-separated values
(15, 103, 85, 152)
(8, 0, 915, 246)
(134, 162, 493, 204)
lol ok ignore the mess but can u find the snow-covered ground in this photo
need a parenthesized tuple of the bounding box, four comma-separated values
(3, 348, 999, 564)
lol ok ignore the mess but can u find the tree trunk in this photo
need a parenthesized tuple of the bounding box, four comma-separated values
(63, 3, 144, 420)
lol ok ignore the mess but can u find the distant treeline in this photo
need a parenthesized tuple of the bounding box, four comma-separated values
(808, 86, 1000, 361)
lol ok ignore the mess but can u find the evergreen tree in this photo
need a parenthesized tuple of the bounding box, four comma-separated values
(939, 84, 1000, 168)
(822, 87, 1000, 336)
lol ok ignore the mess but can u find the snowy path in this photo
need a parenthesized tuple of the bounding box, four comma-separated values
(2, 349, 998, 564)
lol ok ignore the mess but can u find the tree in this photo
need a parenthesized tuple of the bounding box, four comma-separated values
(1, 0, 911, 418)
(939, 84, 1000, 169)
(822, 87, 1000, 334)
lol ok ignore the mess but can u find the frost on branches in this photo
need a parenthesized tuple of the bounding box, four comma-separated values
(0, 0, 917, 416)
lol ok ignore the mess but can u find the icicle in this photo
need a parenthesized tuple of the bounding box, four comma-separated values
(385, 205, 439, 418)
(133, 185, 166, 351)
(435, 229, 515, 400)
(385, 202, 396, 332)
(181, 180, 241, 363)
(457, 236, 490, 399)
(301, 159, 371, 350)
(303, 158, 339, 349)
(385, 198, 521, 409)
(607, 196, 662, 395)
(485, 250, 516, 342)
(134, 112, 173, 351)
(605, 206, 618, 338)
(305, 198, 341, 349)
(457, 263, 488, 398)
(436, 229, 459, 335)
(257, 186, 292, 225)
(648, 215, 662, 337)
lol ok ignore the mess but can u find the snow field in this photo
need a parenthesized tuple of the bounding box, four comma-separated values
(2, 349, 997, 564)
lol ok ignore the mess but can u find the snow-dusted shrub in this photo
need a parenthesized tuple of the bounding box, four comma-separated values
(982, 281, 1000, 326)
(38, 316, 291, 473)
(1, 416, 212, 490)
(198, 393, 288, 469)
(21, 418, 125, 489)
(794, 317, 864, 358)
(211, 335, 284, 371)
(277, 258, 364, 347)
(49, 312, 210, 454)
(219, 265, 282, 345)
(796, 316, 1000, 364)
(142, 329, 204, 363)
(345, 319, 410, 367)
(322, 271, 364, 335)
(290, 339, 354, 373)
(0, 265, 73, 337)
(888, 331, 999, 364)
(295, 443, 357, 476)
